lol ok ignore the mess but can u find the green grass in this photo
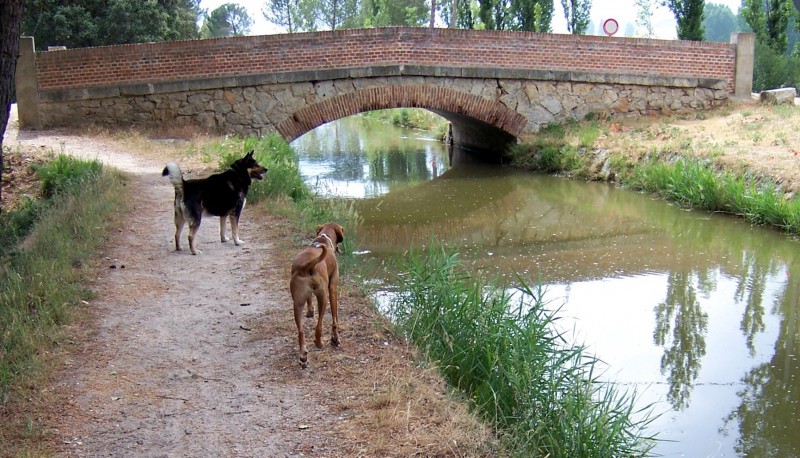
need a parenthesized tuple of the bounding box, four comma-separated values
(625, 157, 800, 233)
(0, 155, 127, 402)
(389, 244, 658, 457)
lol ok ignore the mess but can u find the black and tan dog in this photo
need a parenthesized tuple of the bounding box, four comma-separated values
(162, 151, 267, 255)
(290, 222, 345, 368)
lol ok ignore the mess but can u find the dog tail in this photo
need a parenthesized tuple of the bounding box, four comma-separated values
(299, 245, 328, 274)
(162, 162, 183, 185)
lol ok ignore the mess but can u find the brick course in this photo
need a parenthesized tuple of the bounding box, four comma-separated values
(35, 27, 736, 93)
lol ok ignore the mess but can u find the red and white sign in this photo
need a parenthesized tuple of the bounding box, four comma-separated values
(603, 18, 619, 36)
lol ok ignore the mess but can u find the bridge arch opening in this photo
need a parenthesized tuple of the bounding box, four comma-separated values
(277, 86, 525, 158)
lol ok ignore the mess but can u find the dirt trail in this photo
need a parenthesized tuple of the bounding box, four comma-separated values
(4, 110, 340, 456)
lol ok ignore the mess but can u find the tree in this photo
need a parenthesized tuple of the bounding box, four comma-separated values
(511, 0, 554, 32)
(22, 0, 201, 50)
(263, 0, 316, 32)
(360, 0, 428, 27)
(318, 0, 360, 30)
(1, 0, 24, 210)
(634, 0, 656, 37)
(561, 0, 591, 34)
(703, 2, 737, 42)
(742, 0, 794, 53)
(478, 0, 511, 30)
(200, 3, 253, 38)
(440, 0, 476, 28)
(661, 0, 705, 40)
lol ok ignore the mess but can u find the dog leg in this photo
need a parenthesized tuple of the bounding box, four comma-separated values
(174, 211, 186, 252)
(230, 214, 244, 246)
(293, 298, 309, 368)
(188, 222, 202, 255)
(219, 216, 229, 242)
(314, 290, 327, 348)
(329, 281, 340, 347)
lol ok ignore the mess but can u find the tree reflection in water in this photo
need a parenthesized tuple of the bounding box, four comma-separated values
(653, 270, 709, 410)
(725, 264, 800, 457)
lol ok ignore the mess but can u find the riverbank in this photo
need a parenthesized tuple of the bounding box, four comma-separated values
(522, 100, 800, 198)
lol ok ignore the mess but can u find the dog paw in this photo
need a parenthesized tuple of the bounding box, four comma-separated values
(300, 354, 308, 369)
(221, 236, 230, 243)
(331, 337, 340, 347)
(234, 238, 245, 246)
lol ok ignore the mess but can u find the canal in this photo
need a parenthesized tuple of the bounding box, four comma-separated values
(292, 114, 800, 457)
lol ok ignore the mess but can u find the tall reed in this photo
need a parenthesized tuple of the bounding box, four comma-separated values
(389, 245, 657, 457)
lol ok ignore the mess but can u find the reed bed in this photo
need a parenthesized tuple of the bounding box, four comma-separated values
(627, 157, 800, 233)
(389, 245, 657, 457)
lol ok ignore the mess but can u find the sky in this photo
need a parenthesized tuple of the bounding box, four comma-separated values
(198, 0, 743, 40)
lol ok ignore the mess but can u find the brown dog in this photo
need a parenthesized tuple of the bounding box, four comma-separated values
(290, 222, 345, 368)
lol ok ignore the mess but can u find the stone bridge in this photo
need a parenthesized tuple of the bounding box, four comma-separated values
(15, 27, 754, 153)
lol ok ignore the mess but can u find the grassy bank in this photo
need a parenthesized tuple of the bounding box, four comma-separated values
(0, 155, 127, 406)
(389, 245, 657, 457)
(508, 107, 800, 236)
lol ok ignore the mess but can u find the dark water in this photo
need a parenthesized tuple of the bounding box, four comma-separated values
(292, 115, 800, 458)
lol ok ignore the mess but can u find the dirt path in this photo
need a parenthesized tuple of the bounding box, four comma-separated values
(3, 107, 495, 458)
(5, 117, 337, 456)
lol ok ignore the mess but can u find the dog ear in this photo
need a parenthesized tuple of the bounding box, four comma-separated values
(245, 150, 253, 159)
(335, 225, 344, 244)
(316, 224, 323, 235)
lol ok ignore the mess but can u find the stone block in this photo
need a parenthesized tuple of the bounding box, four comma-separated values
(759, 87, 797, 105)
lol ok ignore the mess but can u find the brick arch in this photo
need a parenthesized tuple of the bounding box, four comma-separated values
(276, 85, 528, 142)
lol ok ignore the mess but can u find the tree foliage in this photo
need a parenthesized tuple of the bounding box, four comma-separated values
(440, 0, 477, 28)
(703, 2, 738, 42)
(22, 0, 201, 50)
(661, 0, 705, 40)
(361, 0, 429, 27)
(560, 0, 591, 34)
(201, 3, 253, 38)
(1, 0, 24, 209)
(634, 0, 656, 37)
(263, 0, 317, 32)
(742, 0, 797, 53)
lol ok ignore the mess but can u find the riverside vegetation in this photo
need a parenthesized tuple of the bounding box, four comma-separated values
(3, 101, 798, 456)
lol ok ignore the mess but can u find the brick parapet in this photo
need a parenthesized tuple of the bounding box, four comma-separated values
(34, 27, 737, 94)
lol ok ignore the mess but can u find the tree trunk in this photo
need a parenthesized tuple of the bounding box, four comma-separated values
(430, 0, 435, 28)
(0, 0, 25, 211)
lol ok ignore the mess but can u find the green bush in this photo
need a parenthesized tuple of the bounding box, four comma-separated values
(752, 40, 800, 92)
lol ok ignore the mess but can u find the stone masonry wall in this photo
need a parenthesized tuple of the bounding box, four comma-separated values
(39, 74, 729, 138)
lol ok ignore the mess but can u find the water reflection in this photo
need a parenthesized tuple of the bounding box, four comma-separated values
(292, 115, 800, 457)
(653, 270, 708, 411)
(293, 115, 447, 198)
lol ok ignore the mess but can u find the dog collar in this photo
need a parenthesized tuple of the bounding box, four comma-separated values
(311, 233, 334, 250)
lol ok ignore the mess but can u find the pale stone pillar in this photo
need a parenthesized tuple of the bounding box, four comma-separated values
(730, 32, 755, 100)
(15, 36, 40, 129)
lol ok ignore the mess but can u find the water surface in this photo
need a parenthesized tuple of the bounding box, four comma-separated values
(292, 115, 800, 457)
